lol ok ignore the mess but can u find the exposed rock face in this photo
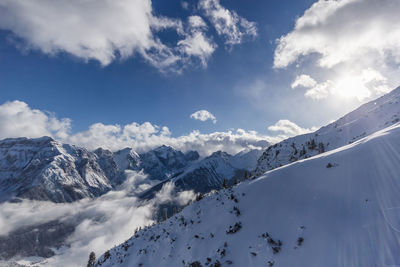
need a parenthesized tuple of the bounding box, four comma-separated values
(0, 137, 114, 203)
(139, 145, 200, 180)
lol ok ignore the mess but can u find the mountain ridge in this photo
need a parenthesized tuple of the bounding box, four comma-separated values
(254, 86, 400, 176)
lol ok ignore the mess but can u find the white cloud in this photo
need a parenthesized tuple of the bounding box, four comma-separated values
(0, 0, 166, 67)
(0, 101, 271, 156)
(188, 16, 207, 29)
(304, 80, 333, 100)
(0, 171, 196, 267)
(291, 74, 317, 89)
(199, 0, 257, 45)
(178, 17, 216, 67)
(291, 69, 389, 101)
(267, 119, 316, 138)
(66, 124, 271, 156)
(0, 0, 253, 72)
(154, 181, 195, 205)
(181, 1, 189, 10)
(0, 100, 71, 140)
(275, 0, 400, 101)
(190, 109, 217, 124)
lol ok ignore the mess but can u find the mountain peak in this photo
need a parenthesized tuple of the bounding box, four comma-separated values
(207, 150, 231, 159)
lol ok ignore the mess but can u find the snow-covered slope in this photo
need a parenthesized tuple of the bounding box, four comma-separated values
(172, 151, 239, 193)
(255, 86, 400, 176)
(96, 123, 400, 267)
(229, 149, 263, 170)
(0, 137, 115, 203)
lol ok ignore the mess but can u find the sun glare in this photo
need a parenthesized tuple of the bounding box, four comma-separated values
(333, 75, 371, 101)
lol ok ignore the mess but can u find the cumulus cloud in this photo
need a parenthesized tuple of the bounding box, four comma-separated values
(0, 100, 71, 140)
(0, 101, 271, 156)
(267, 119, 316, 138)
(181, 1, 189, 10)
(66, 125, 271, 156)
(0, 171, 196, 267)
(188, 15, 207, 29)
(0, 0, 254, 72)
(178, 17, 216, 67)
(291, 74, 317, 89)
(304, 80, 333, 100)
(199, 0, 257, 45)
(291, 69, 389, 101)
(190, 109, 217, 124)
(0, 0, 171, 68)
(275, 0, 400, 101)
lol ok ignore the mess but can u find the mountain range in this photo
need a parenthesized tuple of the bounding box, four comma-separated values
(0, 137, 262, 204)
(3, 87, 400, 266)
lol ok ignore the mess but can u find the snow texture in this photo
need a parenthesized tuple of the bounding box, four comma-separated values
(96, 123, 400, 267)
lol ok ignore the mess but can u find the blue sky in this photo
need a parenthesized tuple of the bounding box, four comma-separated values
(1, 0, 400, 154)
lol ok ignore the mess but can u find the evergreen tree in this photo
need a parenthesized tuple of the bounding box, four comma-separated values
(300, 145, 306, 156)
(163, 208, 168, 221)
(87, 251, 96, 267)
(310, 139, 316, 150)
(222, 178, 228, 188)
(318, 142, 325, 153)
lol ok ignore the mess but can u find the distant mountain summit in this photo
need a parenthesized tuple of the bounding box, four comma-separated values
(139, 145, 200, 180)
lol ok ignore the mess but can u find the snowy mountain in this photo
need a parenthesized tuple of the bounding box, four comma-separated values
(229, 149, 263, 170)
(254, 86, 400, 176)
(0, 137, 116, 203)
(0, 140, 200, 203)
(172, 149, 262, 192)
(95, 122, 400, 267)
(140, 149, 263, 201)
(0, 136, 252, 205)
(0, 140, 263, 264)
(139, 145, 200, 180)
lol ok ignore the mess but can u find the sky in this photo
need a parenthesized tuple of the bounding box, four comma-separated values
(1, 0, 400, 155)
